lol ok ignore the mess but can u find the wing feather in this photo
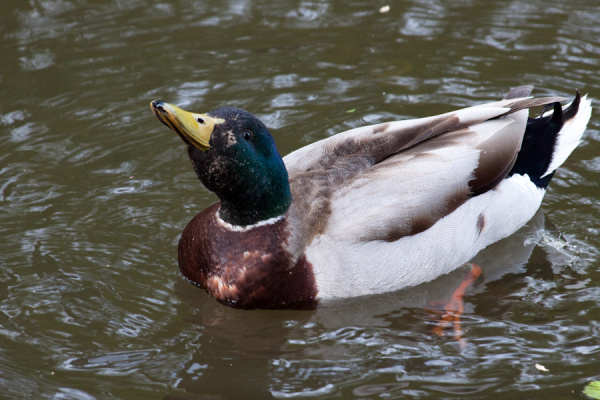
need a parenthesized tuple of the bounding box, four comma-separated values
(284, 90, 564, 250)
(283, 96, 564, 176)
(323, 109, 528, 243)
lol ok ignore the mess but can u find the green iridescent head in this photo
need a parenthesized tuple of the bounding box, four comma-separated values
(151, 101, 292, 226)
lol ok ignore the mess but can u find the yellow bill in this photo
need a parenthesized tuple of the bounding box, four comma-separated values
(150, 100, 224, 151)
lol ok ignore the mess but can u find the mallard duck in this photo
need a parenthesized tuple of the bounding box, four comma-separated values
(150, 85, 591, 310)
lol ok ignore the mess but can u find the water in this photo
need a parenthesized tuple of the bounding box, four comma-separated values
(1, 0, 600, 399)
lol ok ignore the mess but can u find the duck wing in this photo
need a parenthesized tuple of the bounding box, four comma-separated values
(283, 87, 564, 245)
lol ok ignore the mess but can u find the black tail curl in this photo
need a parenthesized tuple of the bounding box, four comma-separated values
(508, 91, 581, 188)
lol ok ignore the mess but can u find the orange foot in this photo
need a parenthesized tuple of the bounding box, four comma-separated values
(431, 264, 482, 346)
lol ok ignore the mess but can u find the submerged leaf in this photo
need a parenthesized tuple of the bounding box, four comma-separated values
(584, 381, 600, 399)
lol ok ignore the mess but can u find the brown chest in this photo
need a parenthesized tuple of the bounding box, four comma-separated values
(177, 203, 318, 309)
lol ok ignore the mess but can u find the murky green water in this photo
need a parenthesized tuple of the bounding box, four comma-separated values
(2, 0, 600, 399)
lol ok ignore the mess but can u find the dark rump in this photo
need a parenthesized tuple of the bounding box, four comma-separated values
(508, 92, 581, 188)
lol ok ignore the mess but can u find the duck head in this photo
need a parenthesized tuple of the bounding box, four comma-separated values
(151, 101, 292, 227)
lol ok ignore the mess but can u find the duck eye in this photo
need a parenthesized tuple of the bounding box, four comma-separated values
(242, 131, 253, 141)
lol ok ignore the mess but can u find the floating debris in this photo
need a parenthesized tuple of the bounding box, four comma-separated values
(535, 363, 550, 372)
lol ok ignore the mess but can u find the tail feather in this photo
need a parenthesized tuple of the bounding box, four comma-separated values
(509, 91, 592, 188)
(542, 92, 591, 178)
